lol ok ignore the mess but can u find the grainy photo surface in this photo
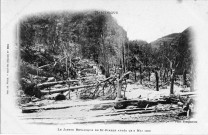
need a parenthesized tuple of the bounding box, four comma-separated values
(1, 0, 208, 134)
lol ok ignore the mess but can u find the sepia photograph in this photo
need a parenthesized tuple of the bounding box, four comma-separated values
(1, 0, 208, 134)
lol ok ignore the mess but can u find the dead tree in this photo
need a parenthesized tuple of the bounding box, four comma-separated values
(139, 65, 142, 84)
(163, 68, 168, 82)
(164, 56, 179, 95)
(148, 68, 151, 81)
(134, 68, 137, 82)
(170, 69, 175, 94)
(183, 69, 187, 86)
(154, 68, 159, 91)
(116, 71, 131, 99)
(190, 65, 195, 92)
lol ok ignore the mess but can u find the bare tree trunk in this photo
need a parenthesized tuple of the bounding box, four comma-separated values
(69, 56, 71, 67)
(190, 70, 194, 92)
(66, 57, 68, 79)
(134, 69, 137, 82)
(117, 80, 122, 99)
(105, 64, 110, 78)
(116, 71, 131, 100)
(140, 65, 142, 84)
(160, 70, 162, 82)
(148, 69, 151, 81)
(183, 69, 187, 86)
(69, 56, 72, 78)
(155, 70, 159, 91)
(116, 69, 123, 99)
(163, 68, 167, 82)
(101, 34, 109, 78)
(170, 70, 175, 94)
(122, 42, 126, 73)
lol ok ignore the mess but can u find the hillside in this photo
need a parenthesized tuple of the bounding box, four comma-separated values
(150, 33, 180, 48)
(149, 27, 193, 74)
(20, 11, 128, 80)
(150, 28, 192, 49)
(150, 33, 179, 48)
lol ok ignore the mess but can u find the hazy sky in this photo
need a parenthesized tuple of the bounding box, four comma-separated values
(110, 0, 208, 42)
(112, 1, 195, 42)
(2, 0, 208, 42)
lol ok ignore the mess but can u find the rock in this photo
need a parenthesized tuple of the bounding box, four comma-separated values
(55, 93, 66, 101)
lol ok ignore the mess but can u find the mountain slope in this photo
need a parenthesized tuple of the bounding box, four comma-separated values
(150, 33, 180, 48)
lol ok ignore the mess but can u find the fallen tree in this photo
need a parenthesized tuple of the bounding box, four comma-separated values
(37, 81, 66, 89)
(41, 84, 97, 94)
(114, 99, 158, 109)
(37, 79, 79, 89)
